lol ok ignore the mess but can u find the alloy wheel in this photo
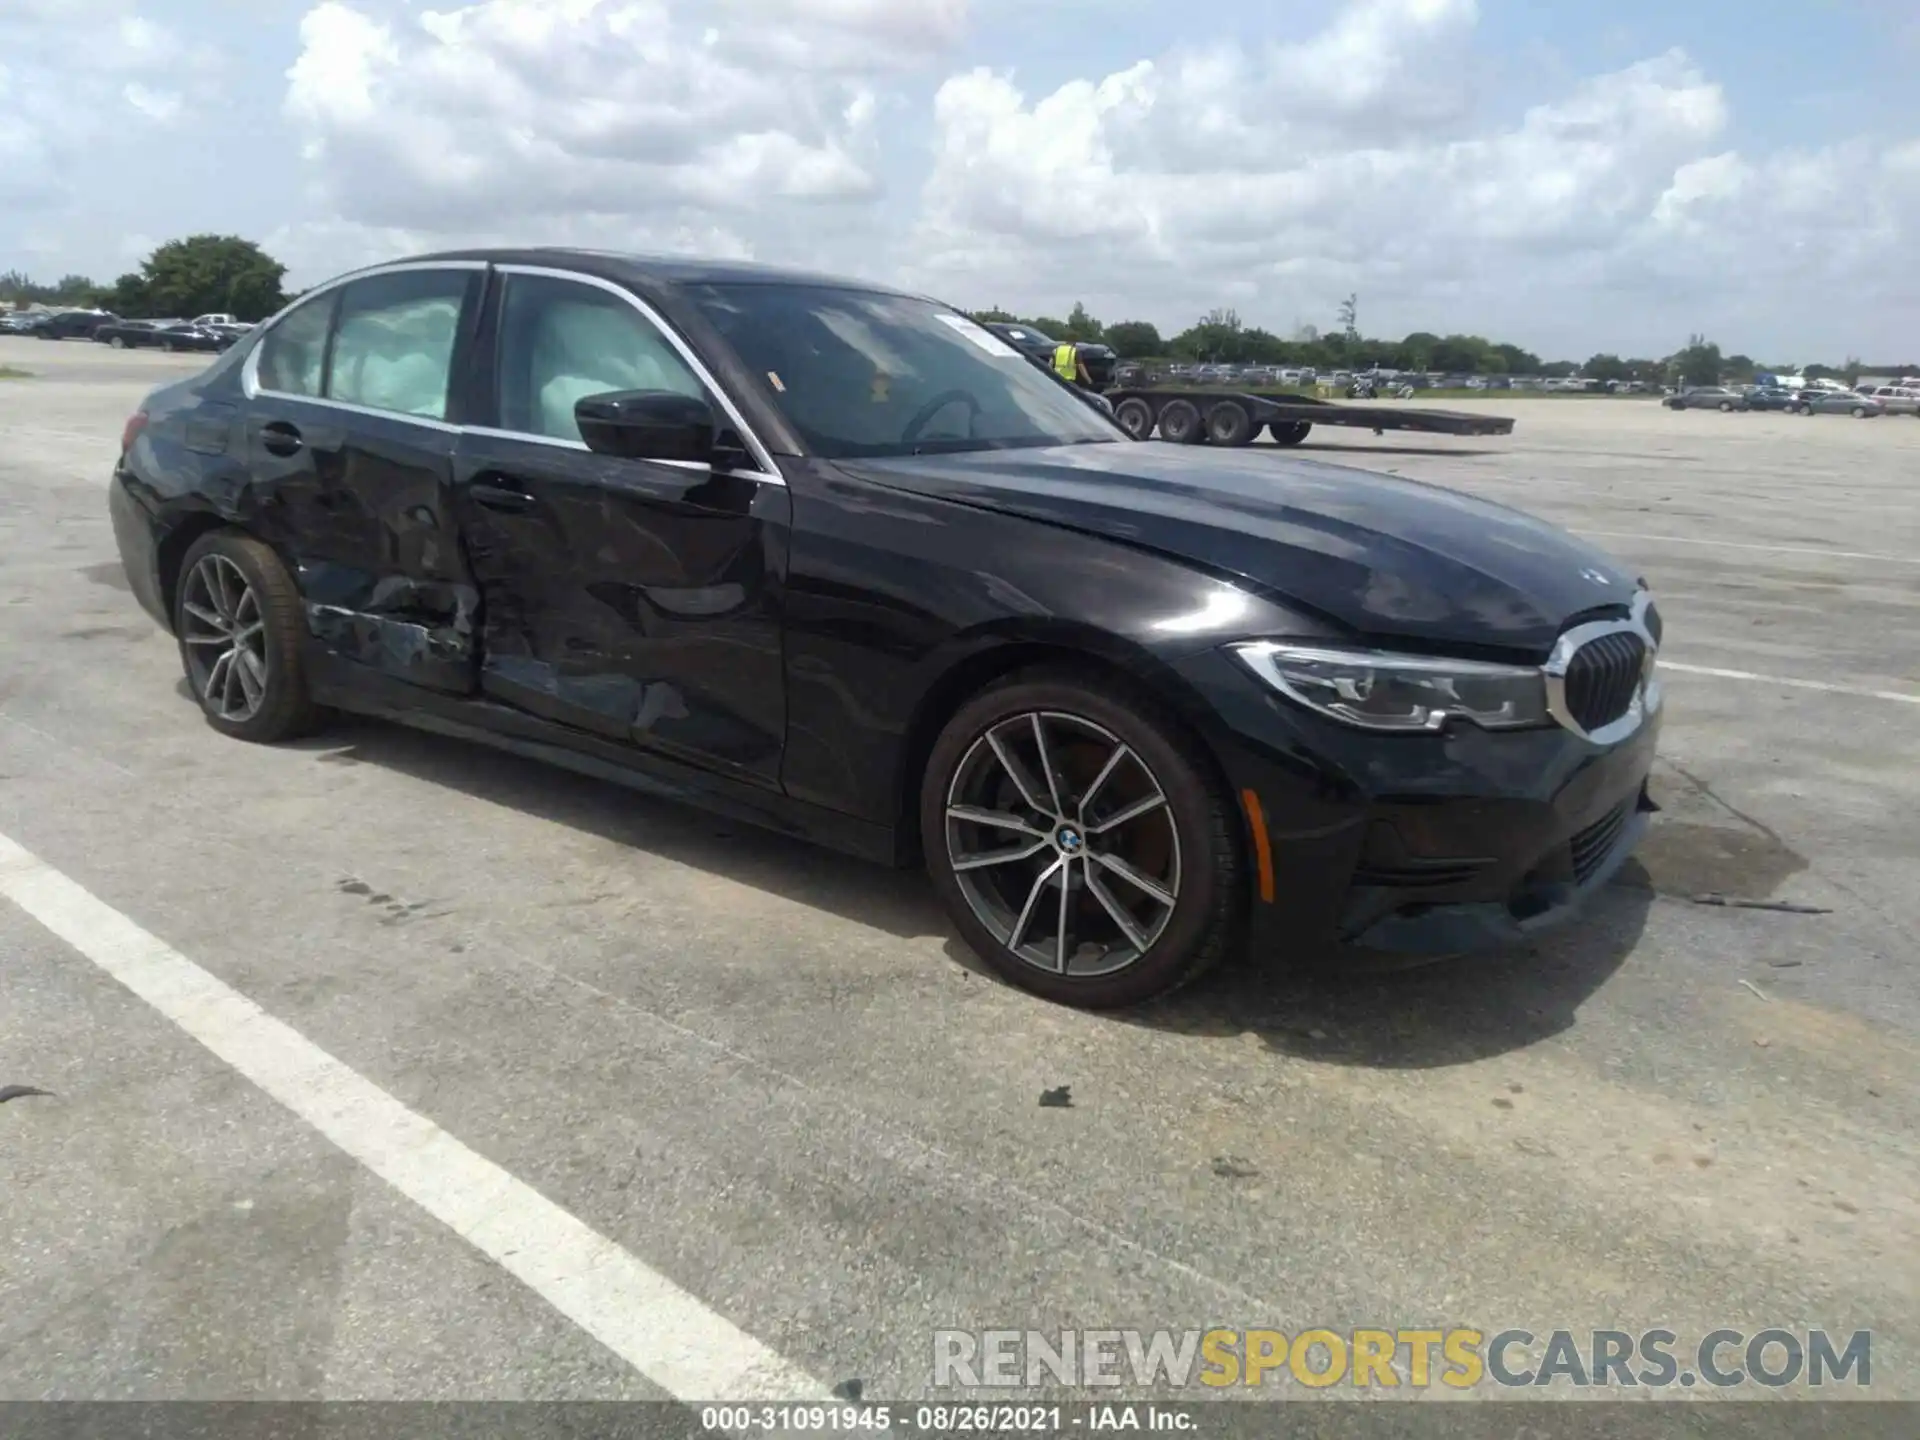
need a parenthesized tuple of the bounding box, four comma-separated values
(944, 710, 1181, 977)
(180, 554, 270, 722)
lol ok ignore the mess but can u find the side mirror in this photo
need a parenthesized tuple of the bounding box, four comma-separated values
(576, 389, 714, 463)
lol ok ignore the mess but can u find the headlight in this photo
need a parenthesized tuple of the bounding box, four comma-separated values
(1231, 642, 1550, 733)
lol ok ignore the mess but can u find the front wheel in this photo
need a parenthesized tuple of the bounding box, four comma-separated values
(1851, 406, 1867, 418)
(920, 670, 1241, 1009)
(1717, 401, 1732, 412)
(174, 531, 329, 744)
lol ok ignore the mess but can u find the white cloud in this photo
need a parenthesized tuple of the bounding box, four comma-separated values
(896, 4, 1919, 357)
(282, 0, 959, 249)
(123, 83, 184, 123)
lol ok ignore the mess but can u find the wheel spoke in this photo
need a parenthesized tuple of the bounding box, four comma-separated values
(947, 804, 1046, 838)
(986, 727, 1051, 816)
(952, 838, 1050, 872)
(1053, 858, 1073, 973)
(183, 600, 226, 631)
(1087, 791, 1167, 834)
(1030, 713, 1065, 814)
(1090, 850, 1176, 910)
(205, 648, 234, 708)
(1086, 866, 1149, 953)
(1078, 742, 1130, 817)
(209, 560, 236, 621)
(230, 621, 264, 645)
(183, 631, 231, 647)
(221, 649, 245, 714)
(236, 647, 266, 706)
(1007, 855, 1064, 952)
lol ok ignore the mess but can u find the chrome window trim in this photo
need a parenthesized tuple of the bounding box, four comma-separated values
(491, 263, 782, 484)
(238, 259, 785, 486)
(1542, 589, 1662, 745)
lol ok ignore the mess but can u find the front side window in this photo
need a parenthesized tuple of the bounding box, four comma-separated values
(686, 283, 1122, 459)
(256, 293, 332, 397)
(496, 274, 706, 443)
(328, 269, 471, 421)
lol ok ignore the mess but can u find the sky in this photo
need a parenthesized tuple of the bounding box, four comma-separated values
(2, 0, 1916, 364)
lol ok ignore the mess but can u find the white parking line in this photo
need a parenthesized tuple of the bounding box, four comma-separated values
(1661, 662, 1920, 706)
(0, 829, 830, 1405)
(1576, 530, 1920, 565)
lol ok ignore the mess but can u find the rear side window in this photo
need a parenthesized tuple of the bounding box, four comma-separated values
(328, 269, 472, 421)
(256, 294, 331, 397)
(494, 273, 706, 443)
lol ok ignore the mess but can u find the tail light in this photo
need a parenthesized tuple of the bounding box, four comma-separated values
(121, 409, 148, 455)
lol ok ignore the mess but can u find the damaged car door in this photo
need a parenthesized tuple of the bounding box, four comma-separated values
(452, 267, 790, 788)
(245, 263, 485, 693)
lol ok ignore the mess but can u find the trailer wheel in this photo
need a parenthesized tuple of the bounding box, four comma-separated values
(1157, 399, 1204, 444)
(1206, 402, 1254, 446)
(1113, 397, 1155, 440)
(1268, 421, 1312, 446)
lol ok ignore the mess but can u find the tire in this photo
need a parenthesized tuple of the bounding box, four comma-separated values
(1717, 400, 1731, 412)
(109, 335, 126, 349)
(1206, 402, 1253, 446)
(173, 530, 328, 744)
(920, 668, 1241, 1009)
(1268, 420, 1312, 446)
(1156, 398, 1203, 444)
(1113, 397, 1154, 440)
(162, 340, 178, 353)
(1851, 406, 1866, 418)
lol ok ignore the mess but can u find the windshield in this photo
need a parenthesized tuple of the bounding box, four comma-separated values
(685, 282, 1123, 458)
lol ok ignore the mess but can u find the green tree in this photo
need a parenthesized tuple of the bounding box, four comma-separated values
(1722, 353, 1757, 383)
(1336, 294, 1358, 342)
(126, 235, 288, 322)
(1060, 302, 1104, 343)
(1103, 320, 1164, 357)
(1674, 334, 1724, 388)
(108, 272, 155, 318)
(1583, 354, 1630, 384)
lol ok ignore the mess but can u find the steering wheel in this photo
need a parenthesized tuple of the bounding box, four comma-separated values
(902, 389, 982, 447)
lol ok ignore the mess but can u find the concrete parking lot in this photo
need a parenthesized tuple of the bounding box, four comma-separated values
(2, 341, 1917, 1402)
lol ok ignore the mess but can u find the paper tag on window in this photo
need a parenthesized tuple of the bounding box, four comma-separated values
(935, 313, 1023, 359)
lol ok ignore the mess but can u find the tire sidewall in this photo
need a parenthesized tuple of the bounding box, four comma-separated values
(1114, 397, 1153, 440)
(1207, 402, 1251, 445)
(919, 673, 1237, 1008)
(173, 531, 316, 743)
(1158, 400, 1202, 443)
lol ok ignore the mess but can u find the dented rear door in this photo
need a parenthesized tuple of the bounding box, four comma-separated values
(251, 264, 485, 694)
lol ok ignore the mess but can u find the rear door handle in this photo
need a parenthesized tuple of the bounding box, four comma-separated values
(470, 483, 537, 513)
(260, 420, 303, 457)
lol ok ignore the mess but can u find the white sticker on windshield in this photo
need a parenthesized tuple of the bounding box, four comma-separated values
(936, 313, 1023, 359)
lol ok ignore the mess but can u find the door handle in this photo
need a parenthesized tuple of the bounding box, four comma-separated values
(260, 420, 303, 457)
(469, 483, 536, 513)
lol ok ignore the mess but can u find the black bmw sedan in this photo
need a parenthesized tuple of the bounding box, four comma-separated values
(108, 249, 1662, 1009)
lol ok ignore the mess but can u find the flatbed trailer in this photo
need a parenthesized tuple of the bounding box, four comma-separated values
(1103, 388, 1516, 446)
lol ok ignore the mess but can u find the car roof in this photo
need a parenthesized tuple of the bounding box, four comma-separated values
(394, 246, 926, 301)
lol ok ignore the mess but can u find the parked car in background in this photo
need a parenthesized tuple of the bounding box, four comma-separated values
(1742, 386, 1797, 412)
(189, 312, 244, 329)
(93, 319, 235, 353)
(34, 308, 118, 340)
(1863, 386, 1919, 415)
(980, 321, 1118, 391)
(1664, 386, 1750, 411)
(1789, 390, 1885, 417)
(1, 312, 45, 334)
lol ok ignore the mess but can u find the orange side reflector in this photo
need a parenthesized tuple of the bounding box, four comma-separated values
(1241, 789, 1276, 904)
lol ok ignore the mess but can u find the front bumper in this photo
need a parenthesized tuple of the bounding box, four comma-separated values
(1173, 648, 1662, 960)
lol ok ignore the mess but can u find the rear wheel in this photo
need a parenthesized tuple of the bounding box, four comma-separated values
(1157, 399, 1203, 444)
(1717, 400, 1732, 412)
(1113, 396, 1154, 440)
(174, 531, 328, 744)
(920, 670, 1241, 1009)
(1851, 405, 1867, 418)
(1206, 402, 1254, 446)
(109, 335, 126, 349)
(1268, 420, 1312, 446)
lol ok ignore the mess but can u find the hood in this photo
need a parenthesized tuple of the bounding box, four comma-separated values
(841, 443, 1640, 656)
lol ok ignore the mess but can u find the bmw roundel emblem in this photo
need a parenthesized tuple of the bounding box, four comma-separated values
(1057, 826, 1085, 855)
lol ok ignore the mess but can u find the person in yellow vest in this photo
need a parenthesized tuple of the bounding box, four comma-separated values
(1051, 340, 1092, 389)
